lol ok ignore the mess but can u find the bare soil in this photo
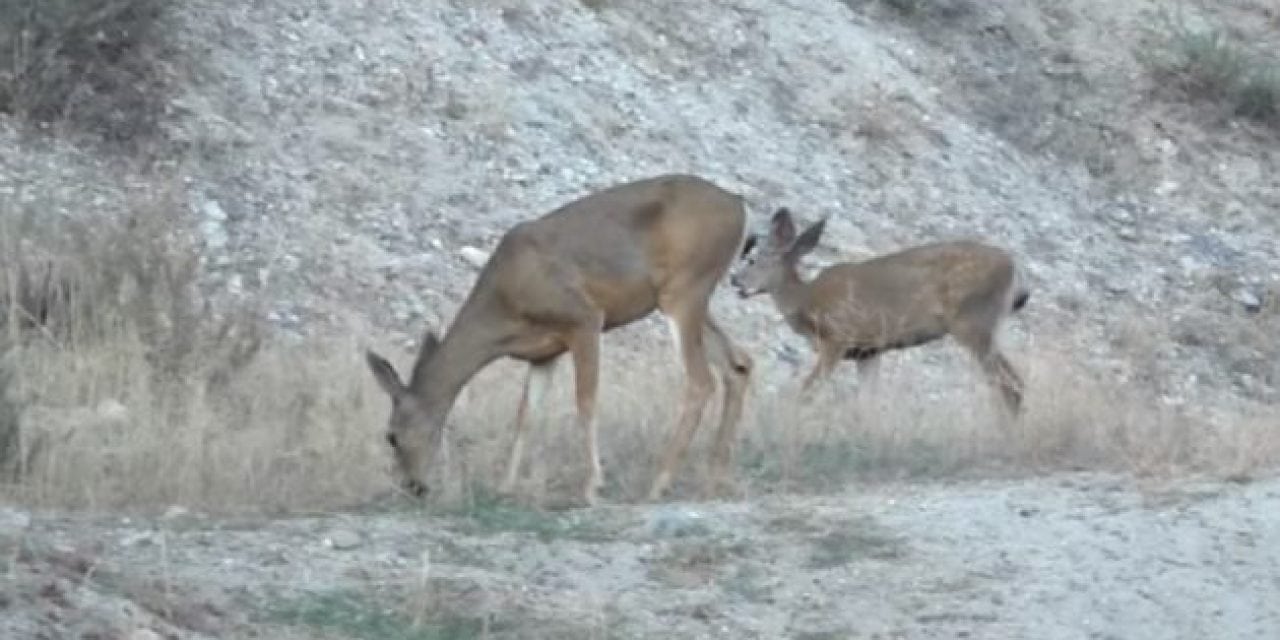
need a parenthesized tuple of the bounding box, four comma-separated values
(5, 472, 1278, 639)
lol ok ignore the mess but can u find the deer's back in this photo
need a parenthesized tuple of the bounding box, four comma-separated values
(805, 240, 1015, 345)
(480, 174, 746, 326)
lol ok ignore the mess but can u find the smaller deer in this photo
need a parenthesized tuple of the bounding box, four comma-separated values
(730, 208, 1029, 415)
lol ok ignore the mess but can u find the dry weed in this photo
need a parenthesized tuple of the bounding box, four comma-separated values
(424, 322, 1279, 506)
(1, 177, 389, 512)
(1142, 12, 1280, 129)
(2, 173, 1274, 513)
(6, 328, 389, 512)
(0, 0, 172, 149)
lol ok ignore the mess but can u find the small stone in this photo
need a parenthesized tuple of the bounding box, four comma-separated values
(96, 398, 129, 424)
(1230, 288, 1262, 313)
(201, 219, 229, 250)
(1154, 180, 1179, 197)
(122, 531, 155, 547)
(162, 505, 190, 520)
(326, 529, 362, 550)
(201, 199, 227, 222)
(1105, 281, 1129, 295)
(458, 246, 490, 269)
(0, 507, 31, 539)
(646, 507, 711, 538)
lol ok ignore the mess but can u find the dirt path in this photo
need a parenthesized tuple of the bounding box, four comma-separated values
(4, 472, 1279, 639)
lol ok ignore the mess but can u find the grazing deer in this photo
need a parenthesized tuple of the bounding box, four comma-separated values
(365, 174, 753, 506)
(730, 208, 1029, 415)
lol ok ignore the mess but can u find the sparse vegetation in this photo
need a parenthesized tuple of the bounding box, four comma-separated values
(2, 0, 1280, 637)
(436, 487, 611, 541)
(264, 589, 487, 640)
(0, 0, 172, 148)
(807, 518, 906, 569)
(0, 363, 19, 480)
(875, 0, 973, 21)
(649, 536, 751, 588)
(0, 0, 171, 149)
(1146, 17, 1280, 128)
(0, 176, 387, 511)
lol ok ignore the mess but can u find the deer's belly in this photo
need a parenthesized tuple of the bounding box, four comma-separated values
(585, 278, 659, 330)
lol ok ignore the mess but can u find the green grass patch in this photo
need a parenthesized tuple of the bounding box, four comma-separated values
(436, 487, 612, 542)
(1142, 14, 1279, 128)
(807, 518, 906, 569)
(740, 436, 955, 492)
(263, 590, 486, 640)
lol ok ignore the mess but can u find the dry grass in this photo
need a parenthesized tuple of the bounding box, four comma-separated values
(6, 332, 390, 512)
(0, 0, 171, 150)
(1143, 14, 1280, 129)
(439, 327, 1280, 506)
(5, 275, 1278, 514)
(2, 179, 1277, 513)
(1, 177, 389, 513)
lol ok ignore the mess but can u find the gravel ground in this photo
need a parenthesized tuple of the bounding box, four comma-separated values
(4, 472, 1278, 639)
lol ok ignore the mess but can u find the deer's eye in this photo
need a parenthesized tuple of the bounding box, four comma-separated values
(385, 432, 399, 448)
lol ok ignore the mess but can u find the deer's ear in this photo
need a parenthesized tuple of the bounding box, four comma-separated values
(366, 350, 405, 397)
(409, 329, 441, 386)
(787, 217, 827, 260)
(769, 208, 797, 247)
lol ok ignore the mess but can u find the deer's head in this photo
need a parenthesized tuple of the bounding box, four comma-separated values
(731, 208, 826, 298)
(365, 332, 445, 497)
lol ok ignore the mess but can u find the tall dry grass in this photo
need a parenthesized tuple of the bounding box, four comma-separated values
(439, 328, 1280, 505)
(1, 179, 389, 513)
(3, 178, 1276, 513)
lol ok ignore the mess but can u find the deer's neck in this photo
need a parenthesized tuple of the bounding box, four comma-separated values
(771, 266, 812, 325)
(408, 302, 506, 423)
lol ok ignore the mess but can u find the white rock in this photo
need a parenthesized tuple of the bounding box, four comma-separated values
(326, 529, 362, 550)
(646, 507, 711, 538)
(1153, 180, 1179, 197)
(0, 507, 31, 539)
(1231, 287, 1262, 313)
(458, 246, 490, 269)
(201, 219, 228, 250)
(162, 505, 190, 520)
(96, 398, 129, 424)
(201, 199, 228, 222)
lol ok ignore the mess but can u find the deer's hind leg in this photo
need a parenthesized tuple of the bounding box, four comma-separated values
(951, 308, 1025, 420)
(702, 316, 751, 499)
(500, 357, 560, 496)
(648, 283, 719, 502)
(800, 339, 843, 396)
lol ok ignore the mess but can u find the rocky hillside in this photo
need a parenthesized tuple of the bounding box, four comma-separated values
(9, 0, 1278, 417)
(3, 2, 1279, 637)
(4, 0, 1279, 468)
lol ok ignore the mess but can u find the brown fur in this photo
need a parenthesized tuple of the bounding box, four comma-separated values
(366, 174, 753, 505)
(731, 208, 1028, 415)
